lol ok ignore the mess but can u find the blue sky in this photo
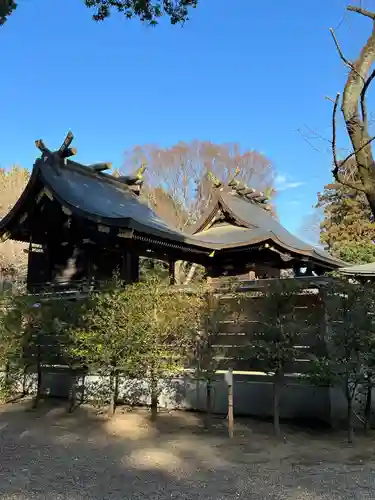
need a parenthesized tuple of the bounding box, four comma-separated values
(1, 0, 373, 239)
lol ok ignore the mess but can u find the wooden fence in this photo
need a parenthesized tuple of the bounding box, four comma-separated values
(207, 278, 327, 375)
(5, 277, 332, 377)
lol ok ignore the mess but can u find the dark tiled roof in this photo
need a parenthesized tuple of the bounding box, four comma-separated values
(0, 135, 344, 269)
(0, 134, 212, 253)
(190, 176, 344, 268)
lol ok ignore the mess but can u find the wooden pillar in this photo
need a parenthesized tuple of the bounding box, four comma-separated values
(122, 252, 139, 283)
(169, 260, 175, 285)
(132, 254, 140, 282)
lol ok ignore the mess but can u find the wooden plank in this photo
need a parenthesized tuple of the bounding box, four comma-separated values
(213, 345, 315, 359)
(215, 358, 314, 374)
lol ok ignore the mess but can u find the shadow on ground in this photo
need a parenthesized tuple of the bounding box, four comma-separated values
(0, 399, 374, 499)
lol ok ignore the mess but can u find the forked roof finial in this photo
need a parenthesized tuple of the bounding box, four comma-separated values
(35, 131, 77, 160)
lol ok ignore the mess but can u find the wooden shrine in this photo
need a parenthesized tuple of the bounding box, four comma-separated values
(0, 134, 343, 292)
(187, 173, 343, 282)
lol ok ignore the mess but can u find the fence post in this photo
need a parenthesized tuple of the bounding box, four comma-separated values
(225, 368, 234, 438)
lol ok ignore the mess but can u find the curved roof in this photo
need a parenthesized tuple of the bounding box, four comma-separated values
(189, 185, 344, 268)
(39, 158, 188, 241)
(0, 139, 212, 255)
(0, 134, 344, 270)
(340, 261, 375, 276)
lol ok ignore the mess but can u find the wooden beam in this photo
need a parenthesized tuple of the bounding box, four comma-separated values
(35, 139, 49, 154)
(60, 147, 77, 159)
(58, 131, 74, 154)
(90, 162, 112, 172)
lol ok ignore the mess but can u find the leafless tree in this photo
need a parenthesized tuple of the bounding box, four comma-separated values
(123, 141, 276, 284)
(0, 166, 29, 282)
(124, 141, 275, 230)
(327, 4, 375, 216)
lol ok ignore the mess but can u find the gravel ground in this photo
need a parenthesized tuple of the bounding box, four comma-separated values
(0, 400, 374, 499)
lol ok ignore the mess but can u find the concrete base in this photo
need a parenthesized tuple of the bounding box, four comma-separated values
(2, 369, 372, 428)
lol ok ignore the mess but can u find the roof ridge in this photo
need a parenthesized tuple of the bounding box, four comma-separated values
(35, 132, 146, 196)
(227, 178, 272, 211)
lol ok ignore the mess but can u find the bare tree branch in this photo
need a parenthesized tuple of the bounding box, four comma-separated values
(328, 92, 367, 193)
(297, 128, 322, 153)
(328, 93, 341, 174)
(347, 5, 375, 20)
(329, 28, 357, 73)
(336, 5, 375, 210)
(340, 135, 375, 171)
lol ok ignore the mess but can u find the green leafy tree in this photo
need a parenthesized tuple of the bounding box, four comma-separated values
(310, 279, 375, 443)
(139, 279, 205, 420)
(1, 0, 198, 26)
(190, 291, 225, 429)
(316, 161, 375, 264)
(0, 290, 24, 400)
(68, 278, 149, 415)
(68, 277, 205, 417)
(245, 280, 305, 437)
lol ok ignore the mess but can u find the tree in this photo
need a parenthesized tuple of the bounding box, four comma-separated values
(327, 5, 375, 219)
(124, 141, 276, 230)
(310, 279, 375, 443)
(124, 141, 276, 284)
(68, 277, 150, 415)
(144, 279, 205, 420)
(191, 291, 226, 430)
(244, 280, 305, 437)
(0, 0, 198, 26)
(68, 276, 205, 417)
(0, 289, 46, 404)
(316, 159, 375, 264)
(0, 289, 25, 401)
(0, 166, 29, 281)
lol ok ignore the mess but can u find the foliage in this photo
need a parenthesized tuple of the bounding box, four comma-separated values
(0, 166, 29, 279)
(0, 291, 36, 400)
(139, 258, 170, 282)
(0, 290, 83, 404)
(0, 0, 198, 26)
(316, 161, 375, 264)
(67, 276, 206, 415)
(189, 291, 227, 428)
(249, 281, 305, 375)
(244, 280, 307, 436)
(309, 278, 375, 442)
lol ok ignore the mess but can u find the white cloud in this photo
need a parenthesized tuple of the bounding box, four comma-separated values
(275, 174, 305, 191)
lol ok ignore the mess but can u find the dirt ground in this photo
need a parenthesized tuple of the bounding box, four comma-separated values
(0, 399, 374, 499)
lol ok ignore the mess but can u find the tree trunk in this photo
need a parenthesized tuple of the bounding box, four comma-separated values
(68, 372, 77, 414)
(108, 368, 118, 417)
(204, 379, 212, 430)
(184, 263, 198, 285)
(2, 361, 11, 402)
(174, 261, 183, 285)
(21, 365, 29, 397)
(364, 380, 372, 432)
(273, 373, 283, 438)
(347, 396, 354, 444)
(340, 7, 375, 217)
(80, 373, 86, 404)
(150, 366, 158, 421)
(31, 347, 42, 409)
